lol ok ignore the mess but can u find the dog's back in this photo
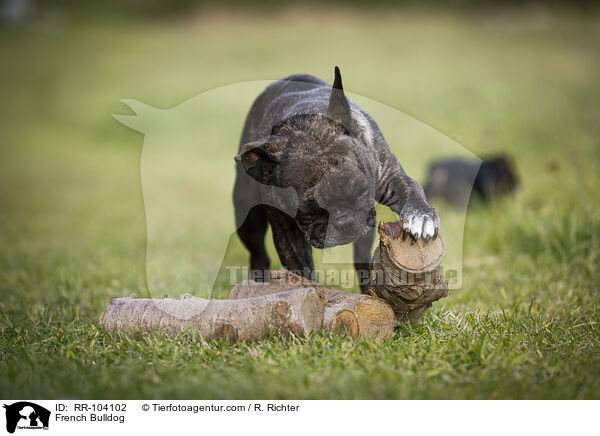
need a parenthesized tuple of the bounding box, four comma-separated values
(239, 74, 330, 147)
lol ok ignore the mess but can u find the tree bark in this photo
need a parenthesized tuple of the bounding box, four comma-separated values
(102, 287, 324, 342)
(368, 221, 449, 325)
(230, 269, 395, 341)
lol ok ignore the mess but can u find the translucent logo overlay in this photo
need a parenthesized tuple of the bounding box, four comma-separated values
(114, 80, 479, 302)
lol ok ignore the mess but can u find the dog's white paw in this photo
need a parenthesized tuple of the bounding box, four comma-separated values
(400, 204, 440, 241)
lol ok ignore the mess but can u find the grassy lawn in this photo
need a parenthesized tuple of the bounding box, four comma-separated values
(0, 6, 599, 399)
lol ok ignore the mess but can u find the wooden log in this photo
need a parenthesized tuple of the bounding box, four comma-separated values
(230, 269, 395, 341)
(102, 287, 324, 342)
(368, 221, 449, 325)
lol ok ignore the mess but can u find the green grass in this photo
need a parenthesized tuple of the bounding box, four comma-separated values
(1, 6, 599, 399)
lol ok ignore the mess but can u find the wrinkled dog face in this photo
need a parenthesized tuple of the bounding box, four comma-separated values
(237, 114, 376, 248)
(305, 156, 376, 248)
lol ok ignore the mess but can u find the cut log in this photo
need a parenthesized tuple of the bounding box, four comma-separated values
(230, 269, 395, 341)
(368, 221, 449, 324)
(102, 287, 324, 342)
(101, 220, 448, 342)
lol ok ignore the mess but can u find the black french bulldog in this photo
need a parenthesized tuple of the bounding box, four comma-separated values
(233, 67, 439, 291)
(424, 155, 519, 206)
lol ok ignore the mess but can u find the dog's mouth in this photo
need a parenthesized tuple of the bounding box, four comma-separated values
(307, 224, 327, 249)
(308, 224, 361, 248)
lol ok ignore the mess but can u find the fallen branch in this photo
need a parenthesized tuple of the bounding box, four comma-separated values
(102, 287, 324, 342)
(230, 269, 395, 341)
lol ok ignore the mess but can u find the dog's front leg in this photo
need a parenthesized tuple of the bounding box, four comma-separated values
(354, 226, 376, 293)
(377, 167, 440, 241)
(264, 205, 316, 280)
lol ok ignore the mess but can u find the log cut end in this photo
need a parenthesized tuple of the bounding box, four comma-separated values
(355, 300, 394, 340)
(377, 220, 445, 273)
(325, 309, 359, 338)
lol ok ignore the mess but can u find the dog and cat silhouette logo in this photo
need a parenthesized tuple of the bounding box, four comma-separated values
(3, 402, 50, 433)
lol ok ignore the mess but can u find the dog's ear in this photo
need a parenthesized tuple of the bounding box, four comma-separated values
(235, 135, 287, 181)
(327, 66, 355, 133)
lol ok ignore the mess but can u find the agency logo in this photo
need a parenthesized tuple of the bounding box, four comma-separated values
(3, 402, 50, 434)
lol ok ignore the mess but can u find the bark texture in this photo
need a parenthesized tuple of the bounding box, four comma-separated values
(231, 269, 395, 341)
(368, 221, 449, 325)
(102, 287, 324, 342)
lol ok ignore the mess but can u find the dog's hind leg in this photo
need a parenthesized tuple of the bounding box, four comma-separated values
(265, 206, 315, 281)
(354, 226, 375, 293)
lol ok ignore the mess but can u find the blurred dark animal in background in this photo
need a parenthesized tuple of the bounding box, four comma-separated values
(424, 155, 518, 207)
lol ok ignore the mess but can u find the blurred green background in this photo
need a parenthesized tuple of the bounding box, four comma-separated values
(0, 1, 599, 399)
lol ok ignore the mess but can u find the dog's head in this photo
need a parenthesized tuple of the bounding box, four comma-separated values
(235, 68, 376, 248)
